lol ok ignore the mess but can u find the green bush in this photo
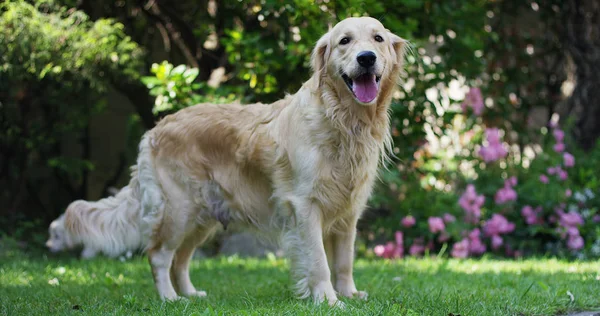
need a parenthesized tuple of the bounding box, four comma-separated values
(141, 61, 237, 115)
(0, 0, 143, 228)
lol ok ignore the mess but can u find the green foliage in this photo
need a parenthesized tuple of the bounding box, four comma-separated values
(2, 0, 598, 261)
(142, 61, 202, 114)
(0, 0, 143, 223)
(0, 0, 142, 87)
(141, 61, 237, 115)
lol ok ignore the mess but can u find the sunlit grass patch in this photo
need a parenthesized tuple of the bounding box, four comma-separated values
(0, 252, 598, 315)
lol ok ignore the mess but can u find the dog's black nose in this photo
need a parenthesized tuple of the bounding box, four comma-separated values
(357, 51, 376, 68)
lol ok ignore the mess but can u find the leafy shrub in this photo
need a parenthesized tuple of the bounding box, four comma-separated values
(0, 0, 143, 225)
(369, 89, 600, 260)
(141, 61, 238, 115)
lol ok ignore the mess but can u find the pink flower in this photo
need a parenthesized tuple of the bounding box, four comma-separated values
(563, 152, 575, 168)
(540, 174, 549, 184)
(491, 235, 503, 249)
(459, 184, 485, 224)
(468, 229, 486, 255)
(409, 242, 425, 256)
(443, 213, 456, 223)
(521, 205, 534, 218)
(373, 242, 395, 258)
(593, 215, 600, 223)
(401, 215, 416, 228)
(566, 189, 572, 197)
(521, 205, 542, 225)
(478, 128, 508, 162)
(494, 178, 518, 204)
(462, 87, 484, 116)
(438, 232, 450, 243)
(567, 227, 580, 237)
(558, 170, 568, 181)
(553, 129, 565, 142)
(428, 217, 445, 233)
(547, 167, 558, 175)
(469, 238, 486, 255)
(468, 228, 481, 240)
(451, 239, 470, 258)
(374, 245, 385, 257)
(567, 235, 584, 250)
(392, 231, 404, 258)
(559, 211, 584, 227)
(375, 232, 404, 259)
(484, 214, 516, 236)
(553, 142, 565, 153)
(395, 231, 404, 245)
(383, 242, 396, 258)
(508, 176, 518, 186)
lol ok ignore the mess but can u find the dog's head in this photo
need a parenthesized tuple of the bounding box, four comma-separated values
(46, 214, 74, 252)
(311, 17, 406, 106)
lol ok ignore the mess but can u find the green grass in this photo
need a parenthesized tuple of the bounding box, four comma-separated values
(1, 251, 599, 316)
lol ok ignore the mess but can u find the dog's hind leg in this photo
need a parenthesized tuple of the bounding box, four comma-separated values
(170, 225, 216, 298)
(147, 241, 178, 300)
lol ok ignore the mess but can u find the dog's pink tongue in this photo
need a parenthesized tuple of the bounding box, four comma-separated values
(352, 74, 378, 103)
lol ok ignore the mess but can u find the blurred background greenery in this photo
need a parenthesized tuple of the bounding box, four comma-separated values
(1, 0, 598, 257)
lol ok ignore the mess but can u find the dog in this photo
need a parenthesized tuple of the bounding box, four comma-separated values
(47, 213, 99, 259)
(46, 168, 144, 259)
(54, 17, 406, 306)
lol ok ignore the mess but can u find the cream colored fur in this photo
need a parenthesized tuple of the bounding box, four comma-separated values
(52, 17, 406, 306)
(46, 167, 145, 259)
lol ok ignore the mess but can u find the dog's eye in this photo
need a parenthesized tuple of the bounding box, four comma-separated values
(374, 35, 384, 42)
(339, 37, 351, 45)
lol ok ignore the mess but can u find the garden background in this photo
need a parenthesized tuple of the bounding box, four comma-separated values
(1, 0, 600, 261)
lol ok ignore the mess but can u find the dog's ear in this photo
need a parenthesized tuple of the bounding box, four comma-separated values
(387, 31, 407, 66)
(311, 31, 331, 88)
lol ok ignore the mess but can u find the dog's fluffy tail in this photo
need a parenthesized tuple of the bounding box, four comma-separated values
(62, 133, 165, 257)
(64, 166, 144, 258)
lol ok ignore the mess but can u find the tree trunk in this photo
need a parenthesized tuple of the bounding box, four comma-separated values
(563, 0, 600, 150)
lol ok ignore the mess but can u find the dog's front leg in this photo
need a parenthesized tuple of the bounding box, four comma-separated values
(332, 218, 367, 300)
(287, 202, 339, 306)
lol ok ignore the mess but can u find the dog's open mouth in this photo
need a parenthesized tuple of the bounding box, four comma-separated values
(342, 73, 381, 104)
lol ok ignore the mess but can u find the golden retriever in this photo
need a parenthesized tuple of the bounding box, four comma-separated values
(57, 16, 406, 306)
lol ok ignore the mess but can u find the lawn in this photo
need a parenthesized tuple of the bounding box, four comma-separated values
(1, 250, 599, 316)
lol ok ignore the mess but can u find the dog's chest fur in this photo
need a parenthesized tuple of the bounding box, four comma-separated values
(302, 122, 382, 219)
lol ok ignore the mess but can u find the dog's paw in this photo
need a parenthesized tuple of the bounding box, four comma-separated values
(332, 299, 346, 309)
(187, 290, 207, 298)
(338, 288, 368, 300)
(352, 290, 368, 300)
(315, 297, 345, 308)
(162, 294, 182, 302)
(312, 281, 339, 307)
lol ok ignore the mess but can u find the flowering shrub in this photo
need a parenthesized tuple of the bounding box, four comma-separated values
(369, 87, 600, 260)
